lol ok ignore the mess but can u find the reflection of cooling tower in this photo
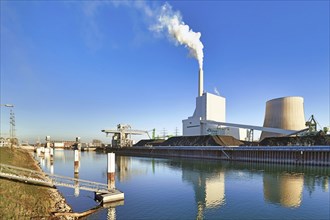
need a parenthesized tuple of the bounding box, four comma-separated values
(205, 172, 225, 208)
(263, 173, 304, 207)
(260, 96, 306, 140)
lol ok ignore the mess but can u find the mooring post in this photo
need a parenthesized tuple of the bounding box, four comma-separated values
(75, 136, 81, 150)
(74, 149, 80, 174)
(50, 147, 54, 161)
(46, 136, 51, 148)
(107, 153, 115, 190)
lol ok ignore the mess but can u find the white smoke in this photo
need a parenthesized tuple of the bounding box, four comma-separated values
(214, 87, 220, 96)
(151, 3, 204, 70)
(109, 2, 204, 69)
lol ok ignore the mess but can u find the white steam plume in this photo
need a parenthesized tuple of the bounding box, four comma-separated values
(152, 3, 204, 70)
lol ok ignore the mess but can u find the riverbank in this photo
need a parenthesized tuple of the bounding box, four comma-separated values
(0, 147, 72, 219)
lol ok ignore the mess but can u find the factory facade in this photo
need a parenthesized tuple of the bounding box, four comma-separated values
(182, 92, 247, 140)
(182, 69, 247, 140)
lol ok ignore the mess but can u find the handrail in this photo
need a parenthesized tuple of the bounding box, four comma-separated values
(0, 163, 109, 193)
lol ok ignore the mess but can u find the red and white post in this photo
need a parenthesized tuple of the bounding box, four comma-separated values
(107, 153, 115, 190)
(74, 149, 80, 174)
(50, 147, 54, 161)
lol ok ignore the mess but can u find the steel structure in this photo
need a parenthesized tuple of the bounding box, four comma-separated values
(201, 120, 300, 136)
(0, 163, 110, 193)
(102, 124, 147, 148)
(0, 104, 15, 145)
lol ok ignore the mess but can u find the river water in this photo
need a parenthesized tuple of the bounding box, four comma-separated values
(37, 150, 330, 220)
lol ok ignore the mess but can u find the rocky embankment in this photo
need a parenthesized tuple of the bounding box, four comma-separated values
(0, 147, 73, 219)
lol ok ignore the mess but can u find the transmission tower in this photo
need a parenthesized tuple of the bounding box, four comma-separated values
(175, 127, 179, 136)
(10, 109, 16, 139)
(162, 128, 167, 139)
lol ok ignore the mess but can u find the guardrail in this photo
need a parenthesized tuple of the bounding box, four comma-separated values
(0, 163, 109, 193)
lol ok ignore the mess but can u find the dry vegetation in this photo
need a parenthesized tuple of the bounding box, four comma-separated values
(0, 147, 71, 219)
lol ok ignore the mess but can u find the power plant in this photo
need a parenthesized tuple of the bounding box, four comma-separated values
(182, 69, 255, 141)
(260, 96, 306, 140)
(98, 66, 323, 147)
(182, 69, 311, 141)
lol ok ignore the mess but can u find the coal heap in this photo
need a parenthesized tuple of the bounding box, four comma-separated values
(259, 133, 330, 146)
(134, 139, 165, 147)
(134, 135, 243, 147)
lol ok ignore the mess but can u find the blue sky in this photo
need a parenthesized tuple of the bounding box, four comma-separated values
(1, 1, 329, 143)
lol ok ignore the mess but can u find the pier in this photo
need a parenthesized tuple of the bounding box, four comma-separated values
(0, 163, 124, 203)
(109, 146, 330, 166)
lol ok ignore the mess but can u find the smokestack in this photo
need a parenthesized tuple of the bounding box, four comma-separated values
(199, 68, 203, 96)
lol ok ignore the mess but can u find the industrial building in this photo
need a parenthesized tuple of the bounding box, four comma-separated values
(102, 124, 147, 148)
(182, 68, 310, 141)
(182, 69, 247, 140)
(107, 69, 311, 145)
(260, 96, 306, 140)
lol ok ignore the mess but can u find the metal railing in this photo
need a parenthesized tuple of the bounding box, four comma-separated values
(0, 163, 109, 193)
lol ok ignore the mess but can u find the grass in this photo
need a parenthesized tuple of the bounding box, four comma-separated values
(0, 147, 62, 219)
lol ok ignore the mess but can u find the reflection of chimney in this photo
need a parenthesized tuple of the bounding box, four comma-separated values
(199, 68, 203, 97)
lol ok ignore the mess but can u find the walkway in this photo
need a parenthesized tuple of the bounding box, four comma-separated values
(0, 163, 109, 193)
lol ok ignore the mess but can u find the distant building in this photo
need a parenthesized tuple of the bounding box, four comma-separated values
(52, 140, 76, 149)
(0, 137, 10, 147)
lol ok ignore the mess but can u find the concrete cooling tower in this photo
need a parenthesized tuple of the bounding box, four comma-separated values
(260, 96, 306, 140)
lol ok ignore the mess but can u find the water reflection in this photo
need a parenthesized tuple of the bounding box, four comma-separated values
(115, 156, 147, 182)
(183, 171, 225, 215)
(263, 173, 304, 207)
(50, 161, 54, 174)
(103, 201, 124, 220)
(161, 159, 227, 219)
(34, 151, 330, 220)
(74, 173, 80, 197)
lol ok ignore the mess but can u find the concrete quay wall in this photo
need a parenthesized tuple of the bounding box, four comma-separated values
(108, 146, 330, 166)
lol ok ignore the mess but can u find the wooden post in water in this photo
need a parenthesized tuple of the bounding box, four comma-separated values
(74, 149, 80, 174)
(107, 153, 115, 190)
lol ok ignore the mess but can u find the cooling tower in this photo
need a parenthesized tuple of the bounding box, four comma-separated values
(260, 96, 306, 140)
